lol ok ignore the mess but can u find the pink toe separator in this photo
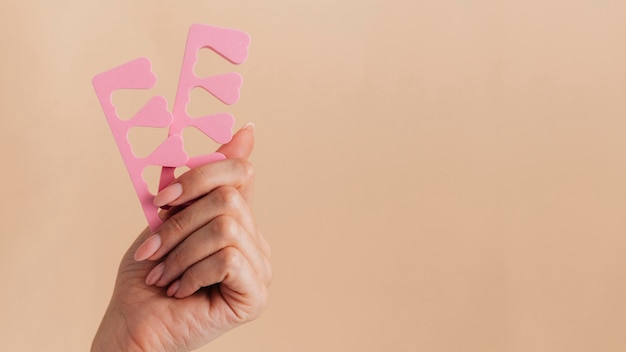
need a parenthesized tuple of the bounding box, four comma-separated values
(92, 24, 250, 231)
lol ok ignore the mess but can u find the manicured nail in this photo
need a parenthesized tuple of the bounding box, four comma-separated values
(242, 122, 255, 133)
(167, 280, 181, 297)
(146, 262, 165, 286)
(134, 234, 162, 261)
(154, 183, 183, 207)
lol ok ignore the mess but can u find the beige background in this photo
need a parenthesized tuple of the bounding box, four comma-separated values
(1, 1, 626, 351)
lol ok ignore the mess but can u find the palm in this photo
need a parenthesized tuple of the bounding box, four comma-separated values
(111, 228, 241, 351)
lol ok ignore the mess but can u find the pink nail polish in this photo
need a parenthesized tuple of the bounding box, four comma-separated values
(146, 262, 165, 286)
(167, 280, 181, 297)
(153, 183, 183, 207)
(134, 234, 162, 261)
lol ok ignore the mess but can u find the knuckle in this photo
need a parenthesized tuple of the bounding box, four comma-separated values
(221, 247, 244, 271)
(213, 215, 240, 243)
(234, 158, 255, 181)
(166, 246, 186, 269)
(240, 160, 254, 180)
(166, 211, 188, 235)
(188, 165, 210, 185)
(215, 186, 242, 210)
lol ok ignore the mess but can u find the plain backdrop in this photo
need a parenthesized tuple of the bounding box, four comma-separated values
(1, 1, 626, 351)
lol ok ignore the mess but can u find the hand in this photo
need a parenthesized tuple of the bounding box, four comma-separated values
(92, 124, 272, 352)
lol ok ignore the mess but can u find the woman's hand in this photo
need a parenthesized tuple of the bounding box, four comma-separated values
(92, 124, 272, 352)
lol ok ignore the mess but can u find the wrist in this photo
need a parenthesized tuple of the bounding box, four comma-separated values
(91, 304, 144, 352)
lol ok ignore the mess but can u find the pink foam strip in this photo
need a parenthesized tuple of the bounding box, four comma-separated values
(187, 153, 227, 169)
(194, 72, 244, 105)
(168, 24, 250, 139)
(93, 58, 188, 231)
(133, 96, 173, 128)
(191, 113, 236, 144)
(93, 25, 250, 231)
(159, 24, 250, 191)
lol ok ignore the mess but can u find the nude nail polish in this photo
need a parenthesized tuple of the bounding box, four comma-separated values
(146, 262, 165, 286)
(167, 280, 181, 297)
(242, 122, 255, 132)
(134, 233, 162, 261)
(153, 183, 183, 207)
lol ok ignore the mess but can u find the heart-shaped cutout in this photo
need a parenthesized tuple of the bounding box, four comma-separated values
(147, 135, 189, 167)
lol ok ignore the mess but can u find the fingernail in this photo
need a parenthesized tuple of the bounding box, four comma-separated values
(158, 207, 176, 220)
(154, 183, 183, 207)
(146, 262, 165, 286)
(242, 122, 255, 133)
(134, 234, 162, 261)
(167, 280, 181, 297)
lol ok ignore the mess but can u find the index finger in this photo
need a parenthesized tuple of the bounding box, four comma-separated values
(153, 158, 255, 207)
(216, 122, 255, 159)
(153, 123, 256, 207)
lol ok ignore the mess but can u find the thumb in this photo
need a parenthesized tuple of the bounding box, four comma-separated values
(217, 122, 255, 159)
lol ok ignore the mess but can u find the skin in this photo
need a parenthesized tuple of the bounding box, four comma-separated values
(92, 125, 272, 352)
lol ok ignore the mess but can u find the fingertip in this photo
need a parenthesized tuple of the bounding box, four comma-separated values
(217, 122, 255, 159)
(167, 280, 181, 297)
(242, 122, 255, 133)
(154, 183, 183, 207)
(134, 234, 162, 261)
